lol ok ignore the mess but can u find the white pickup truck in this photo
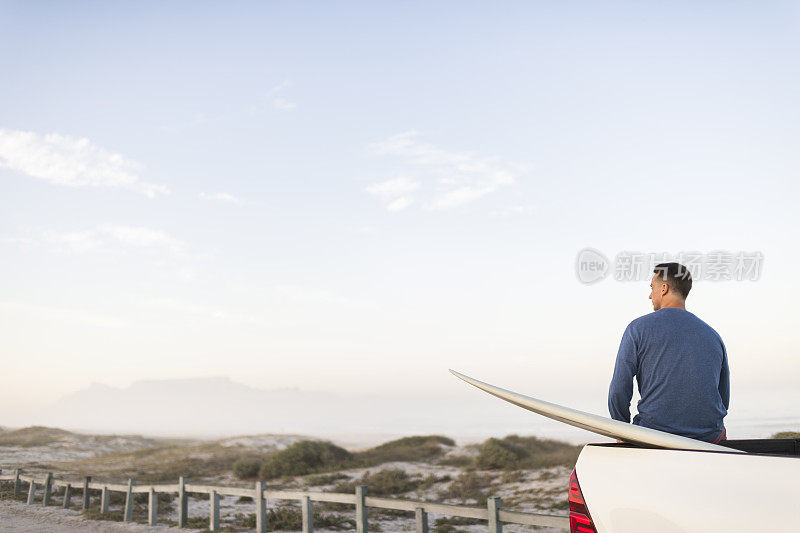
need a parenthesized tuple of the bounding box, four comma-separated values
(570, 437, 800, 532)
(450, 370, 800, 533)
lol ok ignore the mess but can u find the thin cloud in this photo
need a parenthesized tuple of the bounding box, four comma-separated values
(43, 225, 185, 255)
(0, 129, 168, 197)
(386, 196, 414, 212)
(268, 81, 297, 111)
(364, 177, 420, 211)
(46, 230, 102, 253)
(368, 131, 523, 210)
(199, 191, 242, 204)
(433, 186, 496, 209)
(100, 225, 185, 254)
(0, 236, 38, 246)
(365, 177, 420, 197)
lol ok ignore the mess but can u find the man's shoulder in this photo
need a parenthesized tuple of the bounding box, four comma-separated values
(628, 309, 724, 342)
(685, 311, 725, 344)
(625, 309, 699, 333)
(620, 312, 659, 343)
(627, 311, 661, 330)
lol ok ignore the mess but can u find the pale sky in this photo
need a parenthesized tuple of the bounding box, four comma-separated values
(1, 2, 799, 433)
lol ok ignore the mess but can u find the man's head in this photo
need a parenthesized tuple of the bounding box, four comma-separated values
(649, 262, 692, 311)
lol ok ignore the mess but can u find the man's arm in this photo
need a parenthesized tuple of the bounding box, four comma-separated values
(719, 341, 730, 411)
(608, 324, 638, 423)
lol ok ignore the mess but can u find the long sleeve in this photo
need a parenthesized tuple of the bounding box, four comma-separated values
(608, 324, 638, 423)
(718, 341, 730, 411)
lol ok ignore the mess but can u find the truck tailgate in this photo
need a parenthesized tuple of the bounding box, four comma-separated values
(576, 444, 800, 532)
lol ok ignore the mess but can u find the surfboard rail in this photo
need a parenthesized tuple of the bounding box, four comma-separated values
(449, 369, 742, 453)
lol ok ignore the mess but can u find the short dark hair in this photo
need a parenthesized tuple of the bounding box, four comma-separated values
(653, 262, 692, 299)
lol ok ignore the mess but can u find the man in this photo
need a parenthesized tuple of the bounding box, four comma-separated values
(608, 262, 729, 443)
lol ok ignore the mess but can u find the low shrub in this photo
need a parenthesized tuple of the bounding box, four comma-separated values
(772, 431, 800, 439)
(475, 435, 580, 470)
(333, 468, 417, 496)
(230, 505, 354, 531)
(476, 438, 520, 469)
(417, 473, 451, 490)
(259, 440, 352, 479)
(437, 472, 491, 504)
(317, 512, 357, 530)
(354, 435, 454, 465)
(0, 483, 29, 502)
(118, 443, 254, 483)
(437, 454, 473, 468)
(231, 512, 256, 528)
(265, 506, 303, 531)
(185, 516, 210, 529)
(366, 469, 418, 495)
(433, 516, 481, 533)
(500, 470, 525, 484)
(304, 473, 349, 486)
(233, 458, 262, 480)
(0, 426, 76, 447)
(230, 434, 462, 481)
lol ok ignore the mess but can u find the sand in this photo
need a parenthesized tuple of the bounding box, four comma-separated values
(0, 499, 197, 532)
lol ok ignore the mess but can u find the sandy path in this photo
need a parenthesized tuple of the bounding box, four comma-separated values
(0, 500, 198, 532)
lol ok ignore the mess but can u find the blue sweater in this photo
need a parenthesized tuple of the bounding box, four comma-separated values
(608, 308, 729, 442)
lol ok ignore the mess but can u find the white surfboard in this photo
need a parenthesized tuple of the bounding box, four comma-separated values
(450, 369, 741, 453)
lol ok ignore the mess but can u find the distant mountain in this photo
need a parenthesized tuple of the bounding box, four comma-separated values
(41, 376, 349, 437)
(22, 376, 592, 445)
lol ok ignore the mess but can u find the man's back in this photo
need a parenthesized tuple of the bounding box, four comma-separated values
(608, 307, 729, 442)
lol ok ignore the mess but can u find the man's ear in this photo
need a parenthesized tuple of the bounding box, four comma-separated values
(661, 282, 669, 296)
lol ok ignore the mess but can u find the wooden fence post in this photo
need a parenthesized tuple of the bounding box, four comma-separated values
(178, 476, 188, 527)
(210, 490, 220, 531)
(82, 476, 91, 510)
(26, 478, 36, 504)
(63, 483, 73, 509)
(100, 486, 109, 514)
(148, 487, 158, 526)
(301, 495, 314, 533)
(13, 468, 21, 496)
(255, 480, 266, 533)
(415, 507, 428, 533)
(488, 496, 502, 533)
(123, 478, 135, 521)
(356, 485, 368, 533)
(42, 472, 53, 506)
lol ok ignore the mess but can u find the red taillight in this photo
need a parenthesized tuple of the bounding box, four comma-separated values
(569, 469, 597, 533)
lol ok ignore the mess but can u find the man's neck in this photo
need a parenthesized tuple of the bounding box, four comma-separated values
(660, 300, 686, 310)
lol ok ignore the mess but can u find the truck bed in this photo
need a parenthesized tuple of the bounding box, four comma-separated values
(719, 437, 800, 456)
(594, 437, 800, 456)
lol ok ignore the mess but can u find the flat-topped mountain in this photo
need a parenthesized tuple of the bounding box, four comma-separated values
(41, 377, 341, 437)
